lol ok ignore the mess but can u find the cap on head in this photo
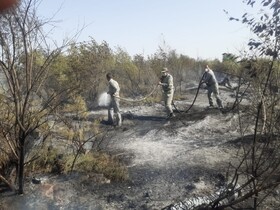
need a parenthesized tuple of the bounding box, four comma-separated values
(161, 67, 168, 73)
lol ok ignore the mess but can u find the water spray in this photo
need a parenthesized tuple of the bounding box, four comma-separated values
(98, 92, 111, 107)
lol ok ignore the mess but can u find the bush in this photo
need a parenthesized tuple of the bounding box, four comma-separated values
(64, 152, 128, 181)
(26, 147, 128, 181)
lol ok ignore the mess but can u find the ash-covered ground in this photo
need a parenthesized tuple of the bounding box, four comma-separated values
(1, 86, 272, 210)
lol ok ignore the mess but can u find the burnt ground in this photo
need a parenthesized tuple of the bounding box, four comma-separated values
(1, 86, 277, 209)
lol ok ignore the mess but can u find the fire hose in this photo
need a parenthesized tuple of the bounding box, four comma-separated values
(114, 72, 206, 113)
(172, 72, 206, 113)
(115, 85, 158, 102)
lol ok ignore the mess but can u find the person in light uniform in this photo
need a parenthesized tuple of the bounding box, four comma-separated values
(106, 73, 122, 126)
(158, 67, 175, 118)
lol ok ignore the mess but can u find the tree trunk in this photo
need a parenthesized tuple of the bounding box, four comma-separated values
(18, 137, 25, 194)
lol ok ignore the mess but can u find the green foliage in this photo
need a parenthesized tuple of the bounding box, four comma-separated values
(114, 48, 140, 96)
(66, 40, 115, 105)
(63, 94, 88, 118)
(46, 54, 70, 92)
(42, 37, 225, 109)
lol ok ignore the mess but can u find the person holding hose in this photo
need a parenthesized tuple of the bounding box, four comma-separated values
(158, 67, 175, 118)
(201, 65, 224, 109)
(106, 73, 122, 126)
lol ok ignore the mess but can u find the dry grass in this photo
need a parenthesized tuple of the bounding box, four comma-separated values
(64, 152, 128, 181)
(26, 146, 128, 181)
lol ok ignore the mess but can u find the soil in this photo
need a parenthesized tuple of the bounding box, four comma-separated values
(0, 86, 277, 209)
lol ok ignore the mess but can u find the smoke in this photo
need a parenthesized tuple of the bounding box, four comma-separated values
(98, 92, 111, 107)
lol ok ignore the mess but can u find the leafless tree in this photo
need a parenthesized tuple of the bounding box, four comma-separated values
(0, 0, 73, 194)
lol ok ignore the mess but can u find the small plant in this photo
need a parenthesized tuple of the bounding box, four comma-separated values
(64, 151, 128, 181)
(26, 145, 128, 181)
(26, 146, 63, 174)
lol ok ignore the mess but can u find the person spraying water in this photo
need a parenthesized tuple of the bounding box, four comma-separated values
(201, 65, 224, 109)
(98, 92, 111, 107)
(106, 73, 122, 126)
(158, 67, 175, 119)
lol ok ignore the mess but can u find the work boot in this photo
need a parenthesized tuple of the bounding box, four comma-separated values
(217, 99, 223, 109)
(167, 113, 175, 119)
(107, 120, 114, 125)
